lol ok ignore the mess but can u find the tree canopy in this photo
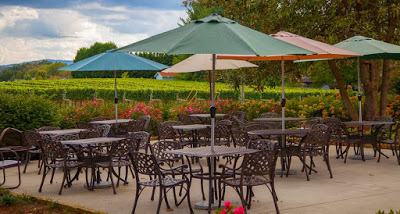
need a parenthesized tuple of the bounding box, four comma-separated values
(73, 42, 117, 62)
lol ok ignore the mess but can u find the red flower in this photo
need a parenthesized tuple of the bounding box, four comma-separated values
(234, 206, 245, 214)
(224, 201, 232, 209)
(220, 210, 227, 214)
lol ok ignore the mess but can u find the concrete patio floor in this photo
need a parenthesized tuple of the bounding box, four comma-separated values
(4, 146, 400, 214)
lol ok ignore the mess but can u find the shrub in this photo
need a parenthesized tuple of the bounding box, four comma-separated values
(0, 93, 61, 131)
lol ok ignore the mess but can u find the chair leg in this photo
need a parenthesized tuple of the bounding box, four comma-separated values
(238, 186, 247, 214)
(163, 187, 171, 209)
(325, 154, 333, 178)
(185, 182, 194, 214)
(156, 187, 163, 214)
(116, 167, 121, 187)
(109, 167, 117, 194)
(59, 169, 67, 195)
(270, 184, 280, 214)
(378, 142, 382, 162)
(50, 168, 56, 184)
(38, 166, 48, 193)
(200, 177, 206, 201)
(302, 155, 310, 181)
(131, 184, 140, 214)
(344, 143, 351, 163)
(23, 152, 30, 173)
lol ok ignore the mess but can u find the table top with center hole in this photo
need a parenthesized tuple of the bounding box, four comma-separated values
(253, 117, 306, 122)
(60, 137, 125, 145)
(247, 128, 312, 136)
(39, 129, 86, 135)
(172, 124, 210, 131)
(189, 114, 225, 118)
(163, 146, 258, 158)
(90, 119, 131, 125)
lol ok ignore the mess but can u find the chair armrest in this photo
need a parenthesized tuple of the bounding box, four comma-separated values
(0, 148, 21, 162)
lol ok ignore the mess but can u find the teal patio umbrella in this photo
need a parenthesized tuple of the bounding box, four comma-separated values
(116, 13, 314, 211)
(335, 36, 400, 122)
(59, 50, 168, 121)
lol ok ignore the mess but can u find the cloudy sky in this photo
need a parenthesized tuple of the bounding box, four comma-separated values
(0, 0, 188, 65)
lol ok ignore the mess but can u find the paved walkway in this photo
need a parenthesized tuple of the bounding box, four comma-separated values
(5, 147, 400, 214)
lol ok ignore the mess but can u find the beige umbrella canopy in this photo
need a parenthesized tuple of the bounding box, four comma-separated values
(163, 54, 258, 73)
(163, 54, 258, 102)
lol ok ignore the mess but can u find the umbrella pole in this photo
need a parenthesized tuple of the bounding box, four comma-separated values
(114, 70, 118, 122)
(281, 58, 286, 130)
(357, 57, 362, 122)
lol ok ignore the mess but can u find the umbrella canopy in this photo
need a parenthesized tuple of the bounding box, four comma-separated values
(116, 14, 315, 56)
(218, 31, 361, 61)
(59, 51, 168, 71)
(162, 54, 258, 73)
(116, 14, 314, 205)
(59, 50, 168, 121)
(335, 36, 400, 60)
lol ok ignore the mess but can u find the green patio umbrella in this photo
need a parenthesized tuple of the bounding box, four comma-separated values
(59, 50, 168, 121)
(116, 13, 314, 211)
(335, 36, 400, 122)
(116, 13, 315, 149)
(299, 36, 400, 122)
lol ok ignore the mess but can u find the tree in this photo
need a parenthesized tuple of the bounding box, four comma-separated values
(73, 42, 117, 62)
(23, 74, 32, 80)
(46, 62, 67, 77)
(184, 0, 400, 120)
(34, 70, 47, 80)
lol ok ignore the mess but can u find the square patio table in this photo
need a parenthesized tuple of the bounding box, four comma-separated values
(344, 121, 396, 160)
(61, 137, 125, 189)
(172, 124, 210, 147)
(253, 117, 306, 122)
(38, 129, 86, 136)
(164, 146, 258, 213)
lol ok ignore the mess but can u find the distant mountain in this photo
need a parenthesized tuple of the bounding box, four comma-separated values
(0, 59, 73, 68)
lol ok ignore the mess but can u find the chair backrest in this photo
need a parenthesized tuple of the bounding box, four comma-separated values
(109, 138, 139, 159)
(22, 131, 42, 147)
(139, 116, 151, 130)
(178, 114, 193, 125)
(241, 143, 278, 177)
(127, 119, 146, 133)
(301, 124, 330, 147)
(51, 134, 79, 142)
(131, 151, 160, 176)
(126, 131, 151, 150)
(214, 120, 233, 139)
(234, 123, 269, 147)
(78, 129, 102, 139)
(39, 139, 67, 160)
(372, 116, 394, 137)
(0, 127, 24, 147)
(320, 117, 348, 140)
(156, 121, 181, 140)
(232, 111, 247, 122)
(75, 121, 93, 129)
(35, 126, 60, 132)
(258, 112, 280, 118)
(247, 139, 277, 150)
(150, 140, 181, 162)
(96, 125, 111, 137)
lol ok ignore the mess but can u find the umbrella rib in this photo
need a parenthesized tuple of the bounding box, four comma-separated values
(166, 24, 202, 54)
(224, 24, 260, 55)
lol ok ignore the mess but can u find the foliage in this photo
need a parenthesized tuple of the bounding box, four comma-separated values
(0, 78, 343, 102)
(0, 190, 17, 206)
(34, 70, 47, 80)
(393, 76, 400, 95)
(73, 41, 117, 62)
(121, 72, 129, 78)
(214, 201, 244, 214)
(135, 52, 173, 66)
(0, 60, 67, 81)
(0, 93, 61, 131)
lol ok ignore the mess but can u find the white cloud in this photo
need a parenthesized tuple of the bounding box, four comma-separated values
(0, 4, 187, 65)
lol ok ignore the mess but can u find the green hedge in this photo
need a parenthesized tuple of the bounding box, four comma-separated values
(0, 93, 61, 131)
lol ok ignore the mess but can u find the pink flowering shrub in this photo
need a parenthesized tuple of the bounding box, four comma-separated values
(214, 201, 245, 214)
